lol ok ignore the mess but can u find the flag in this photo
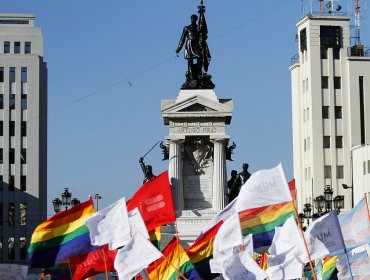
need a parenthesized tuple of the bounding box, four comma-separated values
(259, 252, 269, 270)
(304, 260, 323, 280)
(69, 244, 117, 280)
(187, 221, 222, 279)
(304, 211, 345, 261)
(127, 171, 176, 232)
(128, 207, 149, 239)
(84, 197, 131, 250)
(222, 251, 267, 280)
(338, 198, 370, 252)
(337, 251, 370, 279)
(28, 199, 99, 268)
(239, 201, 295, 253)
(150, 227, 161, 250)
(266, 250, 304, 280)
(146, 237, 201, 280)
(0, 264, 28, 280)
(322, 256, 338, 280)
(114, 233, 162, 280)
(213, 213, 243, 253)
(235, 164, 292, 212)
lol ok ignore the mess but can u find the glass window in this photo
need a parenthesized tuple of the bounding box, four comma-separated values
(9, 94, 15, 109)
(25, 42, 31, 54)
(9, 67, 15, 83)
(0, 203, 2, 225)
(0, 122, 3, 136)
(322, 106, 329, 119)
(337, 166, 344, 178)
(21, 95, 27, 110)
(322, 76, 329, 89)
(365, 162, 367, 175)
(334, 77, 341, 89)
(4, 41, 10, 53)
(368, 160, 370, 174)
(9, 121, 15, 136)
(21, 67, 27, 82)
(14, 42, 20, 53)
(0, 176, 2, 191)
(0, 67, 3, 82)
(21, 149, 26, 164)
(21, 121, 27, 137)
(321, 47, 328, 59)
(336, 136, 343, 148)
(324, 165, 332, 178)
(8, 237, 14, 259)
(20, 238, 27, 260)
(323, 136, 331, 148)
(0, 149, 2, 163)
(20, 203, 26, 225)
(0, 95, 3, 109)
(9, 176, 14, 191)
(9, 149, 15, 164)
(0, 237, 3, 259)
(335, 106, 342, 119)
(20, 176, 26, 192)
(8, 203, 15, 225)
(333, 48, 340, 59)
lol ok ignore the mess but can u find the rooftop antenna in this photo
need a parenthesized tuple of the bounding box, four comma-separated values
(319, 0, 324, 16)
(354, 0, 361, 45)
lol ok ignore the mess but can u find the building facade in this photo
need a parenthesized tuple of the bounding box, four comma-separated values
(290, 14, 370, 212)
(0, 14, 47, 264)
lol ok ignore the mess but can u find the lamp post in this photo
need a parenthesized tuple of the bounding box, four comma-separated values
(52, 188, 80, 213)
(93, 194, 102, 211)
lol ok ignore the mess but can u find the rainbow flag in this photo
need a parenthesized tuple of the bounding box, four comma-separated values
(28, 199, 100, 268)
(239, 201, 295, 253)
(146, 237, 200, 280)
(149, 226, 161, 250)
(322, 256, 338, 280)
(187, 221, 223, 279)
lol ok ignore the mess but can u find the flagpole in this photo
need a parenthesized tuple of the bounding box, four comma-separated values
(364, 193, 370, 220)
(67, 258, 73, 280)
(291, 200, 317, 280)
(101, 248, 109, 280)
(162, 254, 188, 280)
(175, 221, 180, 245)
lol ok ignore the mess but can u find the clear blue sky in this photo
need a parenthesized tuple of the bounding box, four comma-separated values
(1, 0, 369, 216)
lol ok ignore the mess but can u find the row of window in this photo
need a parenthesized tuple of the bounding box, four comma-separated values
(0, 121, 27, 137)
(2, 41, 31, 54)
(321, 47, 340, 60)
(0, 202, 26, 225)
(322, 76, 341, 89)
(324, 165, 344, 179)
(0, 176, 27, 192)
(0, 94, 28, 110)
(304, 136, 343, 151)
(0, 149, 27, 164)
(363, 160, 370, 175)
(0, 67, 27, 83)
(322, 106, 342, 119)
(0, 237, 27, 260)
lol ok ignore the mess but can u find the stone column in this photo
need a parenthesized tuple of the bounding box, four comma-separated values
(211, 139, 227, 211)
(168, 139, 184, 214)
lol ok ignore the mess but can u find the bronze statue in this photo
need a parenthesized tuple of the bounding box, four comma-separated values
(139, 157, 156, 183)
(228, 163, 251, 203)
(176, 1, 214, 89)
(227, 170, 238, 203)
(237, 163, 251, 186)
(159, 141, 169, 161)
(226, 141, 236, 161)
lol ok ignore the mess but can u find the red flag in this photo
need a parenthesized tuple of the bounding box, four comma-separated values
(288, 179, 296, 200)
(127, 171, 176, 232)
(69, 245, 117, 280)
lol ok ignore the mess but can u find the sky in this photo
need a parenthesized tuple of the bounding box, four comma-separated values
(1, 0, 369, 216)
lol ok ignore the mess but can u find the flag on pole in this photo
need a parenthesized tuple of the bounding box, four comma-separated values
(69, 244, 117, 280)
(321, 256, 338, 280)
(28, 199, 99, 268)
(128, 207, 150, 239)
(146, 237, 201, 280)
(235, 164, 292, 212)
(84, 197, 131, 250)
(114, 233, 162, 280)
(337, 251, 370, 279)
(213, 213, 243, 253)
(149, 226, 161, 250)
(127, 171, 176, 232)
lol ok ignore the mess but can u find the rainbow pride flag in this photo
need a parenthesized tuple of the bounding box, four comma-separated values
(187, 221, 222, 279)
(146, 237, 200, 280)
(239, 201, 295, 253)
(149, 226, 161, 250)
(322, 256, 338, 280)
(28, 199, 100, 268)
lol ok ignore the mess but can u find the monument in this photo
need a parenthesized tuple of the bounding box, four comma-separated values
(161, 1, 234, 245)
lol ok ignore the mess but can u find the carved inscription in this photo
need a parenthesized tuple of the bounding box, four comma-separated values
(184, 175, 212, 199)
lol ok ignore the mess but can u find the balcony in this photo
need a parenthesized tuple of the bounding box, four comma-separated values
(347, 45, 370, 57)
(291, 54, 299, 66)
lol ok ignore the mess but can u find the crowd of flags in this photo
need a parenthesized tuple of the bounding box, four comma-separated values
(22, 164, 370, 279)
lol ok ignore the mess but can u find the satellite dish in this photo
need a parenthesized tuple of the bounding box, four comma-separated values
(326, 1, 332, 10)
(336, 4, 342, 11)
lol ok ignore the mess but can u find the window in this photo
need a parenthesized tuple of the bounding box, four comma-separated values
(335, 106, 342, 119)
(20, 176, 26, 192)
(4, 41, 10, 53)
(320, 26, 342, 48)
(20, 203, 26, 225)
(0, 203, 2, 225)
(21, 95, 27, 110)
(323, 136, 331, 148)
(0, 95, 3, 109)
(336, 136, 343, 148)
(337, 166, 344, 178)
(21, 149, 26, 164)
(20, 238, 27, 260)
(307, 137, 310, 150)
(334, 77, 341, 89)
(21, 122, 27, 137)
(0, 67, 3, 82)
(333, 48, 340, 59)
(21, 67, 27, 82)
(300, 28, 307, 52)
(25, 42, 31, 54)
(0, 122, 2, 136)
(365, 161, 367, 175)
(322, 106, 329, 119)
(368, 160, 370, 173)
(304, 139, 307, 151)
(0, 238, 2, 259)
(0, 149, 2, 163)
(8, 203, 15, 225)
(8, 176, 14, 191)
(9, 94, 15, 109)
(9, 149, 15, 164)
(9, 67, 15, 83)
(8, 237, 15, 259)
(9, 121, 15, 136)
(14, 42, 20, 53)
(321, 47, 328, 59)
(0, 176, 2, 191)
(324, 165, 332, 178)
(322, 76, 329, 89)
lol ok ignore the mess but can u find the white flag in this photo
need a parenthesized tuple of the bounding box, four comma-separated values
(214, 213, 243, 253)
(266, 250, 304, 280)
(0, 264, 28, 280)
(304, 211, 345, 260)
(85, 196, 131, 250)
(222, 251, 267, 280)
(114, 233, 162, 280)
(235, 164, 292, 212)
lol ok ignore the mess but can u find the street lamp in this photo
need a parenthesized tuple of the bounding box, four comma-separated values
(93, 194, 102, 211)
(52, 198, 62, 213)
(71, 198, 80, 207)
(61, 188, 72, 210)
(52, 188, 80, 213)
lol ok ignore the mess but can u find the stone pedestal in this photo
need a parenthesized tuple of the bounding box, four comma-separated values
(161, 89, 233, 244)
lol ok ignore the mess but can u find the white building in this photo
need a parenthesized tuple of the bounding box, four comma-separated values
(0, 14, 47, 264)
(290, 13, 370, 212)
(352, 145, 370, 204)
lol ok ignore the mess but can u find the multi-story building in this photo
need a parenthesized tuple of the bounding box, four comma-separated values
(290, 12, 370, 212)
(0, 14, 47, 264)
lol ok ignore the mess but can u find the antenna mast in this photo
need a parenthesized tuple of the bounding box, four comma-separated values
(354, 0, 361, 45)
